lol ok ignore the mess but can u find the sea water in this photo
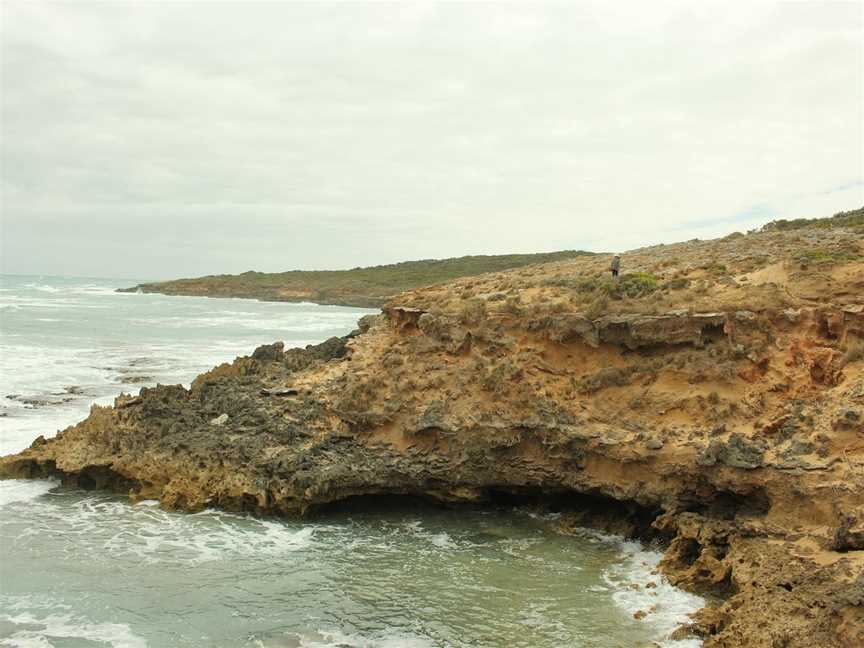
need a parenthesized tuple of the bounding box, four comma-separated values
(0, 274, 703, 647)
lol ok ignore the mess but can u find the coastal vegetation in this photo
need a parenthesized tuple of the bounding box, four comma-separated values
(120, 250, 595, 308)
(761, 205, 864, 231)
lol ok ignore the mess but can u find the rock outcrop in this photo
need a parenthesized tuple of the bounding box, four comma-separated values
(3, 224, 864, 647)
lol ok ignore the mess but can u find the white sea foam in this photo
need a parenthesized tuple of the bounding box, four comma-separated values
(135, 313, 360, 332)
(12, 494, 318, 565)
(255, 629, 437, 648)
(0, 480, 58, 507)
(23, 283, 62, 293)
(66, 284, 133, 297)
(400, 520, 459, 550)
(567, 528, 705, 647)
(0, 611, 146, 648)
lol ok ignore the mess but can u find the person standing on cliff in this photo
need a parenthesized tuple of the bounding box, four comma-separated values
(610, 254, 621, 279)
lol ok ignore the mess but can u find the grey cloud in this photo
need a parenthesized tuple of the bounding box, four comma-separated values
(1, 1, 862, 279)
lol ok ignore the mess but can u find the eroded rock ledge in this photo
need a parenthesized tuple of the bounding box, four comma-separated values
(3, 227, 864, 647)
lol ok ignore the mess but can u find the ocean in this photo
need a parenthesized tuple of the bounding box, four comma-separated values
(0, 274, 703, 648)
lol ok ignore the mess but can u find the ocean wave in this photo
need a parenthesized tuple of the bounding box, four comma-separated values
(0, 480, 58, 507)
(0, 611, 146, 648)
(23, 283, 62, 293)
(66, 285, 129, 297)
(254, 628, 437, 648)
(131, 313, 362, 332)
(399, 520, 458, 550)
(0, 295, 106, 310)
(7, 494, 317, 565)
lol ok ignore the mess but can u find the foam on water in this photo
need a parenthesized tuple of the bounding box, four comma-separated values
(400, 520, 458, 550)
(607, 540, 706, 647)
(0, 480, 58, 506)
(0, 609, 146, 648)
(570, 527, 705, 647)
(253, 628, 437, 648)
(3, 491, 317, 565)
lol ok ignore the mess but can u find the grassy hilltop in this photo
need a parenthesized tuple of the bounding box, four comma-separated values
(120, 206, 862, 308)
(119, 250, 595, 308)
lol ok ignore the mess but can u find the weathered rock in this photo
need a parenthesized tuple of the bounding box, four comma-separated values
(283, 337, 349, 371)
(833, 513, 864, 552)
(260, 387, 299, 397)
(251, 341, 284, 362)
(356, 314, 381, 333)
(534, 313, 598, 346)
(594, 312, 727, 349)
(697, 434, 765, 469)
(417, 313, 472, 354)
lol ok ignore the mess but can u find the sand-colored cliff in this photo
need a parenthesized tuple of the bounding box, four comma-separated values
(3, 222, 864, 646)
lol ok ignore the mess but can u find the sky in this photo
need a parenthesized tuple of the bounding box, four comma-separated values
(1, 1, 862, 280)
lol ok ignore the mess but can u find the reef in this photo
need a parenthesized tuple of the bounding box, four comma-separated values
(3, 223, 864, 647)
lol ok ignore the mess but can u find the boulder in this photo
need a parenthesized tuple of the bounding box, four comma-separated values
(697, 433, 765, 469)
(833, 513, 864, 552)
(356, 314, 381, 334)
(251, 341, 284, 362)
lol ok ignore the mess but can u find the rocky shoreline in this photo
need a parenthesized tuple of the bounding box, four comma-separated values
(3, 225, 863, 646)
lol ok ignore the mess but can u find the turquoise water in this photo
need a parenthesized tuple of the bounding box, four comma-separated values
(0, 275, 703, 648)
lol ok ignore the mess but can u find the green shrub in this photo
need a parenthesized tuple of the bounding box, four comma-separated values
(481, 360, 522, 393)
(613, 272, 660, 298)
(459, 298, 487, 325)
(502, 296, 522, 315)
(794, 248, 858, 266)
(563, 272, 661, 301)
(763, 207, 863, 231)
(577, 367, 632, 394)
(585, 294, 608, 319)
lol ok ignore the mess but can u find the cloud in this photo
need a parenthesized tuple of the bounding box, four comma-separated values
(1, 1, 862, 278)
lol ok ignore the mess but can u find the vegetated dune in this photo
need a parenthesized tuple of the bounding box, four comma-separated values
(4, 208, 864, 647)
(119, 250, 595, 308)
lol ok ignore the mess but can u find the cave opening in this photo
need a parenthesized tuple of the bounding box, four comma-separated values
(311, 486, 666, 543)
(683, 485, 771, 520)
(700, 323, 726, 344)
(71, 464, 137, 492)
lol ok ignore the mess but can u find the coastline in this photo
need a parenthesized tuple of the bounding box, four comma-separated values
(116, 250, 595, 309)
(4, 223, 864, 646)
(117, 285, 386, 309)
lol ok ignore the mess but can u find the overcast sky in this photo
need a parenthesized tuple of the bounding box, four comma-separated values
(1, 1, 862, 280)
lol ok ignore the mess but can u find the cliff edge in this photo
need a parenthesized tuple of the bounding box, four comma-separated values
(3, 221, 864, 646)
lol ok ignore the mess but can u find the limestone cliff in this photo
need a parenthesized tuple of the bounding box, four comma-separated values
(3, 224, 864, 647)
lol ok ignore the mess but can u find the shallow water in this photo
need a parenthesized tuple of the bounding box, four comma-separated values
(0, 274, 703, 647)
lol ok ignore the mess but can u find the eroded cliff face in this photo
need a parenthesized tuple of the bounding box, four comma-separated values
(3, 227, 863, 647)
